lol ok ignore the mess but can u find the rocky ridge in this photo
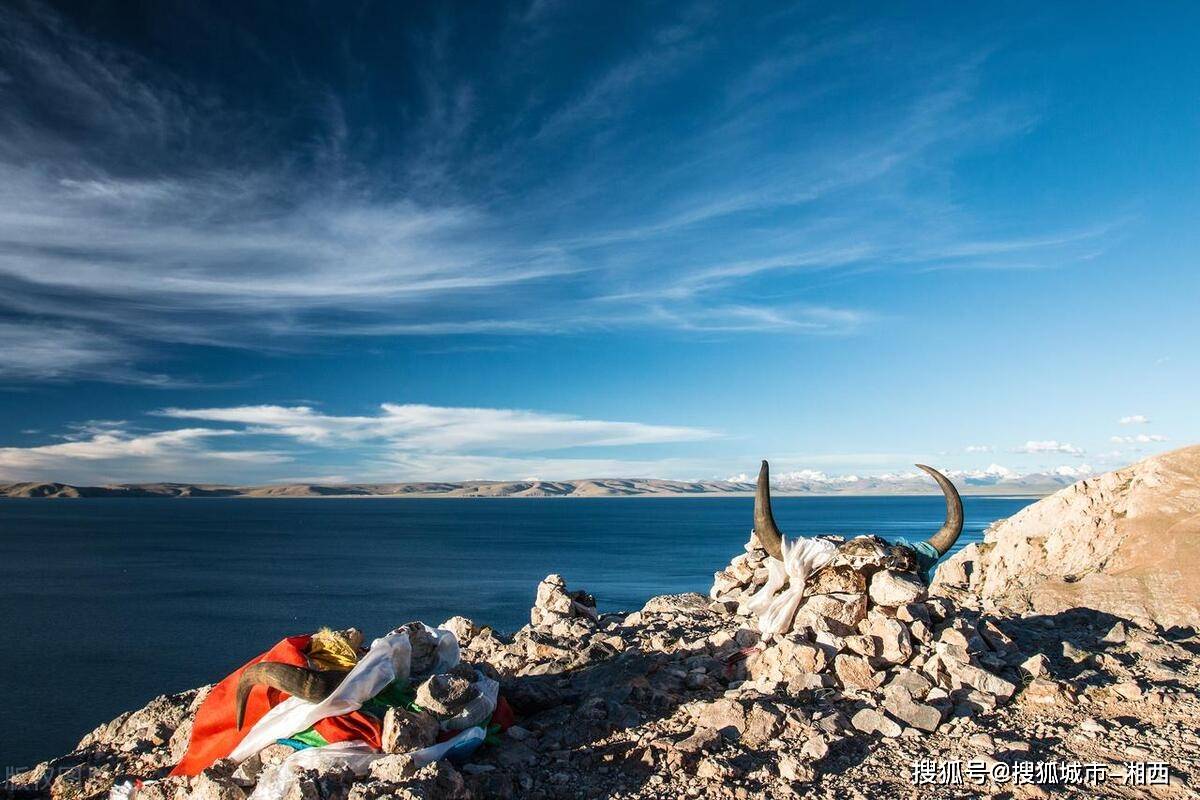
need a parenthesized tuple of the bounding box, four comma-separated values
(8, 531, 1200, 800)
(933, 444, 1200, 628)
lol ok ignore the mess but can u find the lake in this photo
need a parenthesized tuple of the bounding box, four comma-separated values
(0, 494, 1032, 770)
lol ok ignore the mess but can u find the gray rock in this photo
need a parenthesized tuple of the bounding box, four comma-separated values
(942, 659, 1017, 699)
(415, 673, 480, 717)
(742, 701, 786, 745)
(381, 707, 439, 753)
(834, 654, 883, 691)
(886, 667, 933, 698)
(883, 684, 945, 732)
(851, 708, 903, 738)
(695, 698, 746, 736)
(1102, 621, 1128, 644)
(864, 612, 913, 664)
(868, 570, 927, 607)
(1020, 653, 1051, 679)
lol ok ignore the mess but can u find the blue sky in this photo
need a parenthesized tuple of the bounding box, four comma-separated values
(0, 1, 1195, 485)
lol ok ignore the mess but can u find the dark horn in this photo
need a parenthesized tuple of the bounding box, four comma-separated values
(915, 464, 963, 557)
(235, 663, 345, 730)
(754, 460, 785, 560)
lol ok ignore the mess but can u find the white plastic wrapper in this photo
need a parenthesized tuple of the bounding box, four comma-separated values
(740, 534, 837, 635)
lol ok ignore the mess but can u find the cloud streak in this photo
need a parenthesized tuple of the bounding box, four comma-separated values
(0, 2, 1118, 383)
(159, 403, 718, 451)
(0, 402, 720, 483)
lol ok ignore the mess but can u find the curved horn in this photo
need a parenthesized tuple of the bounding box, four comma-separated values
(235, 663, 345, 729)
(754, 460, 785, 560)
(915, 464, 963, 557)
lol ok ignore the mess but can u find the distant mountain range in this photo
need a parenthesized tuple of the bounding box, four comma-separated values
(0, 470, 1083, 498)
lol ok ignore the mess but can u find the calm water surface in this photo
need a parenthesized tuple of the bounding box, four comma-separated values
(0, 495, 1033, 769)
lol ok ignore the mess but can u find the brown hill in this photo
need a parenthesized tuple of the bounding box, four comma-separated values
(933, 444, 1200, 627)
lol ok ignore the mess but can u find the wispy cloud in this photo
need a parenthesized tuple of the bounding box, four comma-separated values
(159, 403, 718, 451)
(964, 444, 993, 453)
(0, 401, 720, 483)
(0, 425, 288, 484)
(0, 2, 1119, 384)
(0, 321, 153, 383)
(1118, 414, 1150, 425)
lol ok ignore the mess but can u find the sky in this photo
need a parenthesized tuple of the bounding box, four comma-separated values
(0, 0, 1196, 486)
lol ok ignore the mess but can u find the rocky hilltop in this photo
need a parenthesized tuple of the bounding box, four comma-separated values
(6, 453, 1200, 799)
(933, 444, 1200, 628)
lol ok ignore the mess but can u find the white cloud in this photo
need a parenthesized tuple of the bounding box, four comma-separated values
(0, 426, 288, 483)
(1118, 415, 1150, 425)
(0, 402, 720, 483)
(159, 403, 718, 452)
(1048, 464, 1094, 478)
(1110, 434, 1167, 444)
(1014, 440, 1084, 456)
(964, 444, 993, 453)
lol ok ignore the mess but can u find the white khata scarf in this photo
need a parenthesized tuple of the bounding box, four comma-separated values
(740, 535, 838, 635)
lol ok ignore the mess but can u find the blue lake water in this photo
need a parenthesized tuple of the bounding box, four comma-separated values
(0, 495, 1033, 770)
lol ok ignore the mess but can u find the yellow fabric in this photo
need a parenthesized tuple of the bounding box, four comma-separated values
(306, 628, 360, 670)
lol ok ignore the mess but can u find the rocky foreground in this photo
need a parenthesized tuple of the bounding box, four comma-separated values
(8, 559, 1200, 799)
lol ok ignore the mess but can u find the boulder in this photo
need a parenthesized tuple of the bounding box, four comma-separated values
(882, 684, 945, 732)
(941, 659, 1017, 700)
(850, 708, 902, 738)
(792, 593, 868, 631)
(868, 570, 927, 607)
(833, 654, 883, 691)
(863, 612, 913, 664)
(695, 698, 746, 736)
(381, 707, 439, 753)
(531, 574, 598, 627)
(742, 701, 786, 746)
(415, 673, 480, 717)
(749, 637, 827, 683)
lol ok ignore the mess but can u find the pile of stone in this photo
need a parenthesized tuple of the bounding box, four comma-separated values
(9, 557, 1200, 799)
(528, 574, 598, 630)
(711, 531, 1020, 737)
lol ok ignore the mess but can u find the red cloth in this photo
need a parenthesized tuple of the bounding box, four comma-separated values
(491, 696, 515, 731)
(171, 635, 382, 776)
